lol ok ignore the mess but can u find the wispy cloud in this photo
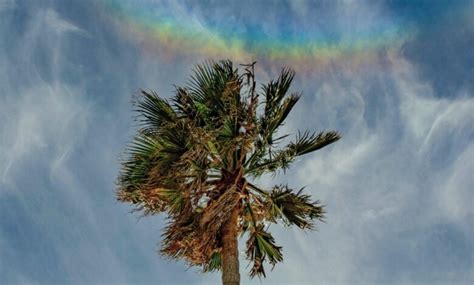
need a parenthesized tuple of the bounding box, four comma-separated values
(1, 1, 472, 284)
(0, 84, 89, 184)
(255, 50, 474, 284)
(43, 9, 87, 35)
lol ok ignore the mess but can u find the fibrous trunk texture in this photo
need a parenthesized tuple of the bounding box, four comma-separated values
(221, 205, 240, 285)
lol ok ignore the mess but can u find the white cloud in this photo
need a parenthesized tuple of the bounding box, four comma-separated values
(435, 144, 474, 223)
(0, 5, 130, 282)
(0, 84, 89, 184)
(259, 50, 474, 284)
(44, 9, 86, 35)
(0, 5, 93, 187)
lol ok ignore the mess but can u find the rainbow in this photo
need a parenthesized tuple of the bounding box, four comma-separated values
(99, 0, 413, 73)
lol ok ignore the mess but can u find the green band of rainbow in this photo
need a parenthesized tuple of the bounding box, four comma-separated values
(100, 0, 413, 72)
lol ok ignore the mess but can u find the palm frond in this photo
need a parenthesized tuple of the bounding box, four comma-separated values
(172, 87, 197, 117)
(203, 251, 222, 272)
(188, 61, 215, 103)
(135, 90, 176, 135)
(187, 60, 239, 118)
(263, 68, 295, 116)
(260, 93, 300, 144)
(290, 130, 341, 155)
(152, 126, 190, 173)
(247, 130, 340, 176)
(264, 185, 325, 229)
(246, 223, 283, 278)
(150, 187, 186, 215)
(243, 68, 298, 171)
(118, 134, 161, 191)
(161, 212, 204, 263)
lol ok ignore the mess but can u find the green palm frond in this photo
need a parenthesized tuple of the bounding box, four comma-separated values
(290, 130, 341, 155)
(242, 69, 299, 172)
(247, 130, 340, 176)
(152, 126, 190, 172)
(158, 127, 189, 154)
(203, 251, 222, 272)
(270, 94, 300, 132)
(246, 223, 283, 278)
(172, 87, 196, 116)
(259, 93, 300, 144)
(129, 134, 161, 159)
(188, 61, 215, 103)
(118, 123, 192, 194)
(258, 68, 297, 146)
(264, 185, 325, 229)
(119, 134, 161, 191)
(152, 187, 186, 215)
(219, 117, 239, 140)
(187, 60, 240, 118)
(263, 68, 295, 116)
(135, 90, 176, 135)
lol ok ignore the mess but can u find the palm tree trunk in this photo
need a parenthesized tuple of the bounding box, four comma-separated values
(221, 205, 240, 285)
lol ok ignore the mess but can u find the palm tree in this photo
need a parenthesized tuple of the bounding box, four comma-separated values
(117, 60, 340, 285)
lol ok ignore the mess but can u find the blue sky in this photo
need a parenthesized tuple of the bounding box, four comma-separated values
(0, 0, 473, 284)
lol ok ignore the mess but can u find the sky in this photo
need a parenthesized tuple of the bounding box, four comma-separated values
(0, 0, 473, 284)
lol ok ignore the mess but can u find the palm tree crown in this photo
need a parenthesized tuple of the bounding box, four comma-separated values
(117, 60, 340, 282)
